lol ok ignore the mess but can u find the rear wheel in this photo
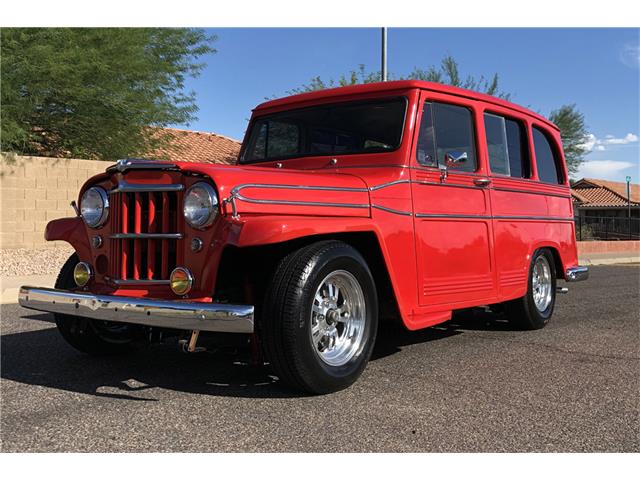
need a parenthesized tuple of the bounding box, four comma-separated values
(505, 249, 556, 330)
(54, 254, 137, 355)
(262, 241, 378, 394)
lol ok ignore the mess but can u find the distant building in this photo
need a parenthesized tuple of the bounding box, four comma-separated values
(147, 127, 241, 165)
(571, 178, 640, 219)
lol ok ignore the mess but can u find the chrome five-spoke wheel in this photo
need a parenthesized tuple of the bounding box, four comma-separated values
(311, 270, 366, 367)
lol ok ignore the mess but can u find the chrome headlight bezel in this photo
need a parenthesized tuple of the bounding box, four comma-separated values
(183, 182, 219, 229)
(80, 186, 109, 229)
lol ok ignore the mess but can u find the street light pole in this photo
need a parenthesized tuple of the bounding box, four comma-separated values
(627, 175, 632, 239)
(381, 27, 388, 82)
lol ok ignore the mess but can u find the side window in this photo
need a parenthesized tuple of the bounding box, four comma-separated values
(268, 121, 299, 158)
(246, 120, 299, 161)
(416, 101, 477, 172)
(533, 127, 563, 184)
(484, 113, 530, 178)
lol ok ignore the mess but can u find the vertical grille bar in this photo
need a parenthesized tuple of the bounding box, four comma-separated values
(147, 192, 156, 279)
(121, 194, 129, 280)
(133, 193, 142, 280)
(161, 192, 169, 279)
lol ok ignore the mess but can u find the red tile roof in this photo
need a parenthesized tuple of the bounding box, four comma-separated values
(572, 178, 640, 208)
(145, 127, 241, 165)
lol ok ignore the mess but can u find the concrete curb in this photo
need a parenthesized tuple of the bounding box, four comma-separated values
(579, 256, 639, 266)
(1, 275, 57, 305)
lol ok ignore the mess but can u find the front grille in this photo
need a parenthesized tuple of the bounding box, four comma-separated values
(109, 186, 183, 284)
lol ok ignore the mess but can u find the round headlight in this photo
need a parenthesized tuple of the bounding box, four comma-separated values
(183, 182, 218, 229)
(73, 262, 93, 287)
(80, 187, 109, 228)
(170, 267, 193, 295)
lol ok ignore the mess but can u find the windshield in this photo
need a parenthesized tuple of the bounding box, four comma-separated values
(241, 97, 407, 163)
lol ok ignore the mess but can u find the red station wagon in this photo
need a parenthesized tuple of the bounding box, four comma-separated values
(20, 81, 589, 394)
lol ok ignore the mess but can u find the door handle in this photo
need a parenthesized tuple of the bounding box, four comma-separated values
(474, 178, 492, 187)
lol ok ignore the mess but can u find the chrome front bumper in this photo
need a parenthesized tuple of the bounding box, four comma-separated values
(18, 286, 254, 334)
(565, 266, 589, 282)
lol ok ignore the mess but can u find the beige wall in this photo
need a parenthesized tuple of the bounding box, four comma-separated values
(1, 153, 109, 249)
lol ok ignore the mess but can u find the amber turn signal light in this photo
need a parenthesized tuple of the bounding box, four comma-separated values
(170, 267, 193, 295)
(73, 262, 93, 287)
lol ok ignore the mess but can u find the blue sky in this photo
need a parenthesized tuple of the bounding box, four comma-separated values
(179, 28, 640, 183)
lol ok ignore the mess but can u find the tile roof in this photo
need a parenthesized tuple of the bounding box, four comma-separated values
(572, 177, 640, 208)
(145, 127, 241, 165)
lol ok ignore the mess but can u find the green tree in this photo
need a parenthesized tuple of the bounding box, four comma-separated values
(289, 56, 589, 173)
(1, 28, 214, 160)
(549, 104, 588, 176)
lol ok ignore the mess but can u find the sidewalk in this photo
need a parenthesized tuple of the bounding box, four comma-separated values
(578, 251, 639, 266)
(1, 252, 638, 305)
(1, 275, 57, 305)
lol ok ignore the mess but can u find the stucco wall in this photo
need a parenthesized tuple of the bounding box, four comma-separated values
(1, 153, 109, 249)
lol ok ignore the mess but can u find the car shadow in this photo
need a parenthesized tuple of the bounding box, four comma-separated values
(2, 307, 514, 400)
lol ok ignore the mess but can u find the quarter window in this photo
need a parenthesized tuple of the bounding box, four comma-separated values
(533, 127, 563, 184)
(484, 113, 530, 178)
(417, 102, 477, 172)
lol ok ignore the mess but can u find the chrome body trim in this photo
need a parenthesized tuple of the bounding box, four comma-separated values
(110, 233, 183, 240)
(231, 183, 369, 194)
(369, 179, 411, 191)
(415, 213, 575, 221)
(18, 286, 254, 334)
(371, 204, 413, 216)
(228, 183, 370, 211)
(565, 266, 589, 282)
(110, 181, 184, 194)
(107, 158, 178, 173)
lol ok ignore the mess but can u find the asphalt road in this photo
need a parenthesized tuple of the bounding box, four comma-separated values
(1, 265, 638, 452)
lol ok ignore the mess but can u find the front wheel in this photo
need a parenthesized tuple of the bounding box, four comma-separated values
(54, 254, 137, 355)
(262, 241, 378, 394)
(505, 249, 557, 330)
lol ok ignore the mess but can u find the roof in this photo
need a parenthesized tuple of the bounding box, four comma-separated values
(571, 178, 640, 208)
(146, 127, 241, 165)
(255, 80, 558, 131)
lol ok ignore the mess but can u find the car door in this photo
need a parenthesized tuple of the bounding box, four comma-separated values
(411, 91, 497, 307)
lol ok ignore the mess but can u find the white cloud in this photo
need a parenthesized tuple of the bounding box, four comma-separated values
(574, 160, 635, 179)
(580, 132, 639, 152)
(620, 43, 640, 69)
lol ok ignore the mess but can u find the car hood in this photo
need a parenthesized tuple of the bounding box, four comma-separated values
(176, 162, 371, 218)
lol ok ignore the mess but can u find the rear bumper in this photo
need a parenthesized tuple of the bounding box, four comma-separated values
(18, 286, 254, 334)
(565, 266, 589, 282)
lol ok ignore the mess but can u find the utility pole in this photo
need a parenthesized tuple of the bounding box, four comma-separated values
(381, 27, 388, 82)
(627, 175, 632, 239)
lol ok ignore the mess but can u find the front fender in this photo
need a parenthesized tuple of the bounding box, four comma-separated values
(45, 217, 91, 259)
(228, 215, 376, 248)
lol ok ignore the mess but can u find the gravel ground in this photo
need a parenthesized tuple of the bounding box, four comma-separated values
(0, 246, 74, 276)
(1, 265, 638, 452)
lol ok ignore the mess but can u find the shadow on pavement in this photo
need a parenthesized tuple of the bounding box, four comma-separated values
(3, 307, 512, 400)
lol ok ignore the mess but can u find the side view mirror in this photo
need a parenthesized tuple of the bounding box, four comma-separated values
(444, 151, 468, 165)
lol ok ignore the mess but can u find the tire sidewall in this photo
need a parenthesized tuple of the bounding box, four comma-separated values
(525, 249, 557, 326)
(292, 247, 378, 392)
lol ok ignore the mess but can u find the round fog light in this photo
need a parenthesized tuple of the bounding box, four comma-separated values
(73, 262, 93, 287)
(170, 267, 193, 295)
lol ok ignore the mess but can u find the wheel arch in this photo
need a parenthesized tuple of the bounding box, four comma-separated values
(215, 231, 400, 321)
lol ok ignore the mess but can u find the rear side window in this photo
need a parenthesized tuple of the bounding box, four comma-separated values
(533, 127, 564, 184)
(484, 113, 530, 178)
(417, 101, 477, 173)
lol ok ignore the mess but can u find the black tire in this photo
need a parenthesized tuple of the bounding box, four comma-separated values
(54, 254, 136, 355)
(505, 249, 557, 330)
(262, 240, 378, 394)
